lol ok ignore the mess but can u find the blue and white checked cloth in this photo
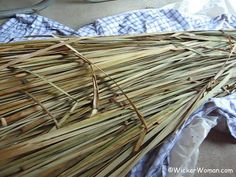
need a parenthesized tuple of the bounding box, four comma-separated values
(131, 94, 236, 177)
(1, 9, 236, 42)
(0, 8, 236, 177)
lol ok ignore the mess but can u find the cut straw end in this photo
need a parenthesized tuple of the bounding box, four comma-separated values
(1, 118, 7, 126)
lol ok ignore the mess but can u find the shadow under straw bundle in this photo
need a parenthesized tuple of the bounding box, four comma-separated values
(0, 31, 236, 177)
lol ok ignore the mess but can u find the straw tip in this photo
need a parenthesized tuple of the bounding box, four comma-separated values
(90, 109, 98, 117)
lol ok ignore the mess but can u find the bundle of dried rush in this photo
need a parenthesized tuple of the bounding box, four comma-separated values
(0, 31, 236, 177)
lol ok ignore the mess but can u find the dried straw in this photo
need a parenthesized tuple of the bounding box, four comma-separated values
(0, 31, 236, 177)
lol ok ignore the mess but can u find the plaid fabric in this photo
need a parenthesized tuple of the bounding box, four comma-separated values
(1, 9, 236, 42)
(0, 8, 236, 177)
(131, 93, 236, 177)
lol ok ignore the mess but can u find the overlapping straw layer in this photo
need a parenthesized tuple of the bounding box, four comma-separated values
(0, 31, 236, 177)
